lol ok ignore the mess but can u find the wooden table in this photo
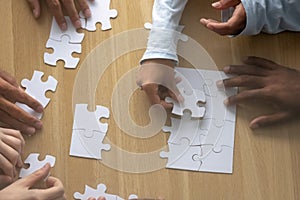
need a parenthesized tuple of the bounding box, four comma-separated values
(1, 0, 300, 199)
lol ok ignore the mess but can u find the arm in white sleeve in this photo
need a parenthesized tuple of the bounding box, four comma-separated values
(141, 0, 188, 63)
(240, 0, 300, 35)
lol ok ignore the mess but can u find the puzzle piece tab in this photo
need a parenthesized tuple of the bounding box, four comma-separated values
(16, 70, 58, 119)
(80, 0, 118, 31)
(50, 16, 84, 43)
(44, 36, 81, 68)
(19, 153, 56, 178)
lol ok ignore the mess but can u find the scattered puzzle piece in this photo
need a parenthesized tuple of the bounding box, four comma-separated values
(44, 36, 81, 68)
(80, 0, 118, 31)
(19, 153, 56, 178)
(50, 16, 85, 44)
(16, 70, 58, 119)
(74, 183, 137, 200)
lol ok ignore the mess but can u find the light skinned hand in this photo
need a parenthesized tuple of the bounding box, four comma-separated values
(220, 56, 300, 129)
(0, 163, 66, 200)
(136, 59, 184, 109)
(0, 128, 25, 185)
(26, 0, 93, 31)
(0, 70, 43, 135)
(200, 0, 246, 35)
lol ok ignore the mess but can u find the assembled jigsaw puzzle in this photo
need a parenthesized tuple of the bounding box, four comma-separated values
(19, 153, 56, 178)
(80, 0, 118, 31)
(16, 70, 58, 119)
(74, 183, 138, 200)
(69, 104, 111, 159)
(160, 68, 237, 174)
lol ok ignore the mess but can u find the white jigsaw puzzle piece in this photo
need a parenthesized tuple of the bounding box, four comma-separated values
(44, 36, 81, 69)
(165, 87, 206, 118)
(69, 129, 110, 159)
(195, 146, 234, 174)
(16, 70, 58, 119)
(19, 153, 56, 178)
(72, 104, 110, 133)
(160, 138, 202, 171)
(74, 183, 124, 200)
(80, 0, 118, 31)
(50, 16, 85, 43)
(162, 115, 205, 145)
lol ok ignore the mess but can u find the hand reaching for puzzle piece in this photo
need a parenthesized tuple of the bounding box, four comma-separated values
(221, 56, 300, 128)
(0, 163, 66, 200)
(27, 0, 93, 30)
(0, 70, 43, 135)
(137, 59, 184, 109)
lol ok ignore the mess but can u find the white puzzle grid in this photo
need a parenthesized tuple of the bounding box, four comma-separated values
(160, 67, 237, 174)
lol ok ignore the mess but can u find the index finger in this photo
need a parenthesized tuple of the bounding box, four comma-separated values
(12, 88, 43, 113)
(35, 176, 65, 199)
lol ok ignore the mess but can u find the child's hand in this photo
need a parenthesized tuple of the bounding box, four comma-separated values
(137, 59, 183, 109)
(200, 0, 246, 35)
(221, 56, 300, 128)
(0, 163, 66, 200)
(0, 128, 25, 185)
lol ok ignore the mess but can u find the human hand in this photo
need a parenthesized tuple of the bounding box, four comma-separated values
(220, 56, 300, 129)
(0, 128, 25, 186)
(27, 0, 93, 31)
(0, 163, 66, 200)
(0, 70, 43, 135)
(200, 0, 246, 35)
(136, 59, 183, 109)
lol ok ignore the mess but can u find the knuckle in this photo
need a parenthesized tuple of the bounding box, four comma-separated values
(48, 0, 60, 9)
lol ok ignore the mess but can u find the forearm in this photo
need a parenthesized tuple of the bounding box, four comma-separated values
(240, 0, 300, 35)
(142, 0, 188, 63)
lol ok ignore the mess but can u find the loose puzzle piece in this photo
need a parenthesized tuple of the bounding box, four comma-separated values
(160, 138, 202, 171)
(19, 153, 56, 178)
(50, 16, 85, 44)
(74, 183, 137, 200)
(44, 36, 81, 68)
(69, 129, 110, 159)
(165, 87, 206, 118)
(16, 70, 58, 119)
(80, 0, 118, 31)
(72, 104, 110, 134)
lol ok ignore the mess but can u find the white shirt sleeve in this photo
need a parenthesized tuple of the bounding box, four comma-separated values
(141, 0, 188, 63)
(240, 0, 300, 35)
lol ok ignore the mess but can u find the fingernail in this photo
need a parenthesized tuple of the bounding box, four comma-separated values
(223, 66, 230, 73)
(36, 106, 44, 113)
(84, 8, 91, 18)
(177, 94, 184, 103)
(25, 127, 36, 135)
(250, 123, 259, 129)
(216, 80, 224, 88)
(212, 2, 222, 8)
(60, 22, 67, 31)
(35, 121, 43, 129)
(74, 20, 82, 29)
(33, 9, 38, 18)
(223, 98, 229, 106)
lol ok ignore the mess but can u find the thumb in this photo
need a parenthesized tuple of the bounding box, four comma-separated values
(212, 0, 241, 9)
(26, 0, 41, 18)
(249, 111, 291, 129)
(22, 163, 51, 187)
